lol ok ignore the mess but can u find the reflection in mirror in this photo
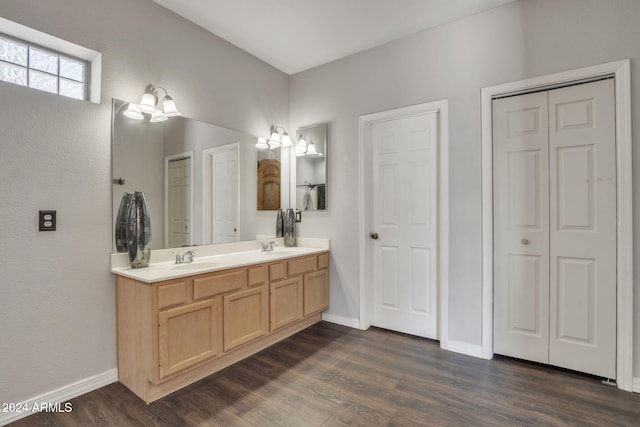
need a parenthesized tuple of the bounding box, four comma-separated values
(112, 99, 280, 252)
(296, 123, 327, 211)
(256, 149, 281, 210)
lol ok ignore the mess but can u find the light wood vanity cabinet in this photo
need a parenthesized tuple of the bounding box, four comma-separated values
(269, 252, 330, 331)
(116, 251, 329, 403)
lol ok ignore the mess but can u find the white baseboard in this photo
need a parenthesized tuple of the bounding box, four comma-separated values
(321, 313, 361, 329)
(440, 339, 488, 359)
(633, 377, 640, 393)
(0, 369, 117, 426)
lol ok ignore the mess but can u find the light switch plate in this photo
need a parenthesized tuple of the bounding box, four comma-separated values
(39, 210, 56, 231)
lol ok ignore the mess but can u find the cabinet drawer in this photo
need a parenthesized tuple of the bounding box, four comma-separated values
(194, 270, 246, 300)
(269, 262, 286, 281)
(157, 281, 188, 309)
(288, 256, 317, 277)
(248, 265, 267, 287)
(318, 253, 329, 270)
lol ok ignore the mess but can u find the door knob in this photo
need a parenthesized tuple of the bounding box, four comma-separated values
(370, 232, 379, 240)
(521, 238, 530, 245)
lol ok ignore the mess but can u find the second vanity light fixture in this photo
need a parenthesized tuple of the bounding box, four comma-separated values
(296, 134, 322, 157)
(123, 84, 181, 123)
(256, 125, 293, 150)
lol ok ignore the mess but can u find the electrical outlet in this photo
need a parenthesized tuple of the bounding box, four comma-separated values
(39, 210, 56, 231)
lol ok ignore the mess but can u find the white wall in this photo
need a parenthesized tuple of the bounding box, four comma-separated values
(290, 0, 640, 375)
(0, 0, 288, 405)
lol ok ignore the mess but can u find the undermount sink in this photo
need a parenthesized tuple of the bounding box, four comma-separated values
(261, 249, 297, 255)
(170, 262, 218, 270)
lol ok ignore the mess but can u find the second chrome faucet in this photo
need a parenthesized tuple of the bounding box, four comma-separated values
(260, 241, 278, 252)
(173, 249, 197, 264)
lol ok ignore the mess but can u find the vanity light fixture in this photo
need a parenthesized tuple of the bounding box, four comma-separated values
(262, 124, 293, 149)
(256, 137, 269, 150)
(124, 84, 181, 122)
(295, 135, 323, 157)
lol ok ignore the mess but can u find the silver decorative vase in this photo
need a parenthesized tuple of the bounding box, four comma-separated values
(115, 192, 132, 253)
(276, 209, 284, 237)
(283, 208, 296, 247)
(126, 191, 152, 268)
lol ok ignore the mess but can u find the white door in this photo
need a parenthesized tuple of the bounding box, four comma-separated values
(493, 91, 550, 364)
(548, 80, 616, 378)
(211, 146, 239, 244)
(493, 79, 616, 378)
(167, 157, 191, 248)
(371, 112, 438, 339)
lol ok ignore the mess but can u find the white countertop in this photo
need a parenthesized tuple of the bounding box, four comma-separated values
(111, 237, 329, 284)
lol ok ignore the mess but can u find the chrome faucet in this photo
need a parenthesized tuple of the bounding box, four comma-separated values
(173, 249, 197, 264)
(260, 240, 278, 252)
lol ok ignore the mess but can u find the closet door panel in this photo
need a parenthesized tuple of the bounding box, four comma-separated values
(493, 91, 550, 363)
(548, 79, 616, 379)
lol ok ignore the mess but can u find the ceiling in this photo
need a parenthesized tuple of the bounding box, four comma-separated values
(152, 0, 517, 75)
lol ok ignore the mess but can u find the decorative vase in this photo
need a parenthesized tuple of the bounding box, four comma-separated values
(276, 209, 284, 238)
(115, 192, 132, 253)
(126, 191, 152, 268)
(283, 208, 296, 247)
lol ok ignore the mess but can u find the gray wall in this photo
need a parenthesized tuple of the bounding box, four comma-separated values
(0, 0, 288, 403)
(290, 0, 640, 374)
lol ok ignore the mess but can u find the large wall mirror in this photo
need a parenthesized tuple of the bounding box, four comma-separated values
(296, 123, 327, 211)
(111, 99, 282, 252)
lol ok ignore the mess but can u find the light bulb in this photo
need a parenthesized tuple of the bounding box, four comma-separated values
(281, 132, 293, 147)
(123, 103, 144, 120)
(162, 96, 181, 117)
(150, 109, 167, 123)
(138, 92, 157, 113)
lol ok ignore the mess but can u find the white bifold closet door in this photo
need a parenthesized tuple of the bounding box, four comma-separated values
(493, 79, 616, 379)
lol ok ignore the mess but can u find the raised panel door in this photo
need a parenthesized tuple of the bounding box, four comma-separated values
(303, 269, 329, 316)
(493, 91, 550, 363)
(493, 80, 616, 378)
(371, 112, 439, 339)
(548, 79, 616, 378)
(270, 277, 303, 331)
(223, 286, 268, 351)
(158, 299, 219, 379)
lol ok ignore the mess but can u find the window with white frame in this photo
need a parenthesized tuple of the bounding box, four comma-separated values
(0, 33, 88, 100)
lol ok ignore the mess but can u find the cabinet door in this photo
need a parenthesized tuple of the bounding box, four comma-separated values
(304, 270, 329, 316)
(158, 299, 219, 379)
(223, 286, 268, 351)
(270, 277, 303, 331)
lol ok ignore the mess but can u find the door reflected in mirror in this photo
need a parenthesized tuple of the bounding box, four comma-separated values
(111, 99, 283, 252)
(296, 123, 327, 211)
(257, 152, 281, 210)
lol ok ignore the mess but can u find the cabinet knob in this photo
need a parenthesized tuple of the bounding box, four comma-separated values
(521, 238, 530, 245)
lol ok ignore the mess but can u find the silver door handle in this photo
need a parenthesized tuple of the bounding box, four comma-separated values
(370, 232, 379, 240)
(521, 238, 530, 245)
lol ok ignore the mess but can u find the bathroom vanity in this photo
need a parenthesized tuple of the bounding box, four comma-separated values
(111, 241, 329, 403)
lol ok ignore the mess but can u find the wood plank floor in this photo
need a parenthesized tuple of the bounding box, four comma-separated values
(10, 321, 640, 426)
